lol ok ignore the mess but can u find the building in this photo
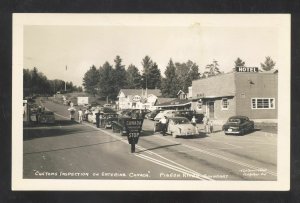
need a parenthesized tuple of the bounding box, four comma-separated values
(154, 90, 192, 110)
(117, 89, 162, 110)
(191, 71, 278, 122)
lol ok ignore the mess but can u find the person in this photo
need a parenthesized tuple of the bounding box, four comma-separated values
(78, 108, 83, 123)
(203, 113, 210, 134)
(209, 120, 214, 133)
(159, 116, 168, 136)
(69, 108, 76, 121)
(95, 110, 100, 128)
(191, 115, 197, 127)
(84, 109, 89, 121)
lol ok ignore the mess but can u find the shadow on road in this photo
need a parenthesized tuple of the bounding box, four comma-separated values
(181, 132, 209, 139)
(23, 120, 98, 141)
(136, 143, 181, 153)
(24, 139, 123, 155)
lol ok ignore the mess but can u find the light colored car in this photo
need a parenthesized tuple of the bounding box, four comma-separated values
(155, 117, 199, 138)
(153, 110, 176, 121)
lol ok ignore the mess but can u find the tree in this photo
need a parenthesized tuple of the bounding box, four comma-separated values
(113, 55, 127, 93)
(82, 65, 99, 96)
(204, 59, 222, 78)
(234, 57, 246, 70)
(174, 60, 200, 94)
(161, 59, 179, 97)
(141, 56, 161, 89)
(260, 56, 276, 71)
(98, 62, 116, 99)
(126, 64, 142, 89)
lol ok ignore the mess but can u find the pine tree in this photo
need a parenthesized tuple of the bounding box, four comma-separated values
(82, 65, 100, 96)
(161, 59, 179, 97)
(126, 64, 142, 89)
(260, 56, 276, 71)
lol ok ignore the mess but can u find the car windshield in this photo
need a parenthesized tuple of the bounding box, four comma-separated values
(171, 118, 190, 125)
(228, 118, 241, 123)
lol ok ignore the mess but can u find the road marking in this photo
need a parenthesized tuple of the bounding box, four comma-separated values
(43, 102, 276, 179)
(154, 134, 277, 177)
(135, 154, 212, 180)
(47, 107, 213, 180)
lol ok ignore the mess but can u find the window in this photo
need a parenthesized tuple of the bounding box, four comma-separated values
(251, 98, 275, 109)
(222, 98, 229, 110)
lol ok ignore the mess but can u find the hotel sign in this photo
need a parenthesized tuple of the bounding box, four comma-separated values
(236, 66, 258, 73)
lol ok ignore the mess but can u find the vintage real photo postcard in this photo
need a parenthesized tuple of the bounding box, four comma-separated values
(12, 14, 290, 190)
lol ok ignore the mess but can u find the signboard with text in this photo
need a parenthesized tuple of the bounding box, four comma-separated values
(77, 97, 89, 105)
(124, 118, 144, 144)
(236, 66, 258, 73)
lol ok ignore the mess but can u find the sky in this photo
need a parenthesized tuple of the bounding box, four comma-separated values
(24, 21, 279, 87)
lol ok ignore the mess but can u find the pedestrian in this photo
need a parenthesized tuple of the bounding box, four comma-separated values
(159, 116, 168, 136)
(69, 108, 76, 121)
(84, 109, 89, 121)
(191, 115, 197, 127)
(78, 108, 83, 123)
(203, 113, 210, 134)
(209, 120, 214, 133)
(95, 110, 100, 128)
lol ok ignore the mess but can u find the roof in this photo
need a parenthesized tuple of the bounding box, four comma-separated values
(155, 97, 176, 105)
(119, 89, 162, 97)
(155, 98, 191, 107)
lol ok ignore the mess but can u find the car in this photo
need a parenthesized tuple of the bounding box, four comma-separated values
(222, 116, 254, 135)
(38, 111, 55, 124)
(100, 113, 119, 128)
(174, 110, 204, 123)
(153, 110, 176, 121)
(111, 117, 130, 136)
(154, 117, 199, 138)
(146, 109, 162, 120)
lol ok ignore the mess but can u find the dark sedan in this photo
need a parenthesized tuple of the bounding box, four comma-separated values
(222, 116, 254, 135)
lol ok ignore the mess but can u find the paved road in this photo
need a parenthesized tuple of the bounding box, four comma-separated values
(23, 98, 277, 181)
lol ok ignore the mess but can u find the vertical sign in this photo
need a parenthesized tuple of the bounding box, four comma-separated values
(124, 118, 144, 153)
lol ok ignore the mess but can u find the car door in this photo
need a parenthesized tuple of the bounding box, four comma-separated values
(154, 122, 163, 132)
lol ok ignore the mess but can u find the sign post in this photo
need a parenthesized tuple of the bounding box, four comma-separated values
(124, 118, 144, 153)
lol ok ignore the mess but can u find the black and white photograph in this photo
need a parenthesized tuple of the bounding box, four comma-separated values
(12, 14, 290, 190)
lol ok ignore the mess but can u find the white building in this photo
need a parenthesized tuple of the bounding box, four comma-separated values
(117, 89, 162, 110)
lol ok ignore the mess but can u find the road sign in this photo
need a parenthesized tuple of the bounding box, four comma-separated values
(124, 118, 144, 153)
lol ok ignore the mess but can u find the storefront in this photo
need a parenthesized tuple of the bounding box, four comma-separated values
(191, 70, 278, 122)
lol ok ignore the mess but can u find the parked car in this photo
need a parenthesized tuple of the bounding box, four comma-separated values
(154, 117, 199, 138)
(154, 110, 176, 121)
(174, 110, 204, 123)
(111, 117, 130, 136)
(146, 109, 162, 120)
(38, 111, 55, 124)
(100, 113, 118, 128)
(222, 116, 254, 135)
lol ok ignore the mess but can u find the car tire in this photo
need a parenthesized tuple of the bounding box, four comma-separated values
(239, 129, 244, 136)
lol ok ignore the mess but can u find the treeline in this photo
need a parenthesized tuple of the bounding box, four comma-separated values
(24, 67, 82, 96)
(82, 55, 212, 100)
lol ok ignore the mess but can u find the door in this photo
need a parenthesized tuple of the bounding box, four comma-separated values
(208, 102, 214, 119)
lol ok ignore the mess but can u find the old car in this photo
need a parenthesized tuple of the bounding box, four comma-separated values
(38, 111, 55, 124)
(145, 109, 162, 120)
(100, 113, 119, 128)
(174, 110, 204, 123)
(154, 117, 199, 138)
(111, 117, 130, 136)
(154, 110, 177, 121)
(222, 116, 254, 135)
